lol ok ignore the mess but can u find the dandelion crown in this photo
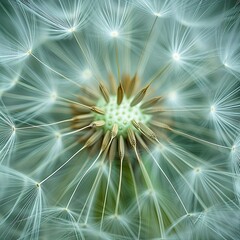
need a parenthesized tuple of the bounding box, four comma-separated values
(0, 0, 240, 240)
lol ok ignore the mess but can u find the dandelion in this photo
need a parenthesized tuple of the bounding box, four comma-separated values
(0, 0, 240, 239)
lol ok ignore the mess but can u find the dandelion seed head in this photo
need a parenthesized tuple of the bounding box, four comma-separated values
(1, 1, 240, 239)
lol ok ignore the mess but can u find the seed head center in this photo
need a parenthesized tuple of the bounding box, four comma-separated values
(95, 96, 150, 136)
